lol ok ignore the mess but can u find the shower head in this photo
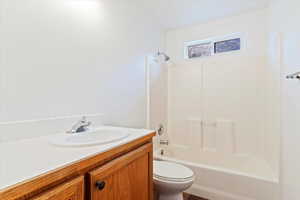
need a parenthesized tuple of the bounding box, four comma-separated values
(155, 51, 171, 63)
(159, 52, 170, 62)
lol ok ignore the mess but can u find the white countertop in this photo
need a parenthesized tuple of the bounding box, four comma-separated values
(0, 126, 154, 190)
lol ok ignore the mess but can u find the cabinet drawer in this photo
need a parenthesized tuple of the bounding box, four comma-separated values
(31, 176, 84, 200)
(89, 143, 153, 200)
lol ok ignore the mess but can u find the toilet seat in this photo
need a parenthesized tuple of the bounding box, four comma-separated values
(154, 161, 194, 183)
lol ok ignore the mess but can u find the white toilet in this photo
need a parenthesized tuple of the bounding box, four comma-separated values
(153, 160, 195, 200)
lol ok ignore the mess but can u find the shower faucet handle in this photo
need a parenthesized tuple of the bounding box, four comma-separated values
(157, 124, 164, 136)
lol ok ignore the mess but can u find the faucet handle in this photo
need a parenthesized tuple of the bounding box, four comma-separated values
(80, 116, 92, 127)
(81, 116, 87, 122)
(157, 124, 164, 136)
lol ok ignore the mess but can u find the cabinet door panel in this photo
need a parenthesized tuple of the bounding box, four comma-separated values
(90, 144, 152, 200)
(31, 176, 84, 200)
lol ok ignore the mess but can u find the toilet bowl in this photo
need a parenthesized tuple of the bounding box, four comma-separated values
(153, 160, 194, 200)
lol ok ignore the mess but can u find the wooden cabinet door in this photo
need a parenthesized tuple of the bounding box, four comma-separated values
(31, 176, 84, 200)
(89, 143, 153, 200)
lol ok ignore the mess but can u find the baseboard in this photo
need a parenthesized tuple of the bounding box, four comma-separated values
(186, 184, 255, 200)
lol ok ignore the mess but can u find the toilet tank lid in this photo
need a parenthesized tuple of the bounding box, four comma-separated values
(153, 160, 194, 180)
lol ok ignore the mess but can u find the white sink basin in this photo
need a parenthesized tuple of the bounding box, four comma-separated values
(50, 127, 129, 147)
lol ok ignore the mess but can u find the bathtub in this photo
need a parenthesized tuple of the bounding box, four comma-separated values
(154, 145, 280, 200)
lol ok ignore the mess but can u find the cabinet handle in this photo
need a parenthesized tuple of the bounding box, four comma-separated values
(95, 181, 106, 190)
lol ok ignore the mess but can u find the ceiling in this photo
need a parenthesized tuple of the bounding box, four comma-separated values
(146, 0, 271, 29)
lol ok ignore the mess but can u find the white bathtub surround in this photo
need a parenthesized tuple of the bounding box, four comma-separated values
(155, 147, 280, 200)
(150, 8, 282, 200)
(0, 126, 154, 190)
(164, 7, 279, 191)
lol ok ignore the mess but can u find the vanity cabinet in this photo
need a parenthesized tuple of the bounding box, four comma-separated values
(0, 132, 155, 200)
(89, 144, 151, 200)
(31, 177, 84, 200)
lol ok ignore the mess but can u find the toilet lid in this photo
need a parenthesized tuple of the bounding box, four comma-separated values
(153, 161, 194, 182)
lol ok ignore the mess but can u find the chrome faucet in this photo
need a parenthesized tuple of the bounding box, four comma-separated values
(67, 116, 92, 134)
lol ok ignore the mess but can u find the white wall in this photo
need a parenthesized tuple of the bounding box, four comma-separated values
(0, 0, 163, 141)
(268, 0, 300, 199)
(165, 8, 280, 175)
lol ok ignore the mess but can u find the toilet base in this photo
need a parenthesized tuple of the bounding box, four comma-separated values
(158, 193, 183, 200)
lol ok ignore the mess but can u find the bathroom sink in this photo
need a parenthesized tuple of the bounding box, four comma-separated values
(49, 128, 129, 147)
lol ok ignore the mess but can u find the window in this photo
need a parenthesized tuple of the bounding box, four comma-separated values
(214, 38, 241, 54)
(184, 33, 243, 59)
(187, 42, 212, 59)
